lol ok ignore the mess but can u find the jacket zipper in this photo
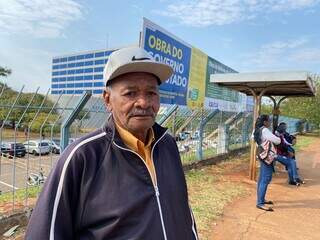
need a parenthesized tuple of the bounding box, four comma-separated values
(113, 130, 168, 240)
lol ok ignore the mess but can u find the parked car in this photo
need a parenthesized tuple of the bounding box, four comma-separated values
(23, 140, 51, 155)
(45, 139, 61, 154)
(0, 142, 26, 158)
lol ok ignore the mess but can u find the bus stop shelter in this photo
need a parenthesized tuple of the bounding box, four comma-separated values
(210, 71, 317, 180)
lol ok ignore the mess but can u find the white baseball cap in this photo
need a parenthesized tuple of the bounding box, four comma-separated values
(103, 47, 173, 86)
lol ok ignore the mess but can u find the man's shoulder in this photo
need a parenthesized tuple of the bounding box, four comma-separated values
(63, 128, 111, 158)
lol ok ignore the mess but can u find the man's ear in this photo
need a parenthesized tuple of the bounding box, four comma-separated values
(103, 89, 112, 112)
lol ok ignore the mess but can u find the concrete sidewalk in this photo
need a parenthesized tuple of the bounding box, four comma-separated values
(211, 137, 320, 240)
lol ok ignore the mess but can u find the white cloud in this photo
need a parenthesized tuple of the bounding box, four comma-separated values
(236, 37, 320, 72)
(0, 0, 83, 38)
(156, 0, 320, 27)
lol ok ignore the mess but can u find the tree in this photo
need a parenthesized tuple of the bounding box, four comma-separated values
(280, 80, 320, 125)
(0, 66, 11, 77)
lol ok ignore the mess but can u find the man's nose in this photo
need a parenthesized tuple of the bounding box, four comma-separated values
(135, 94, 150, 108)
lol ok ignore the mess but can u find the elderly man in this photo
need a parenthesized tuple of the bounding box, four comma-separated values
(26, 47, 198, 240)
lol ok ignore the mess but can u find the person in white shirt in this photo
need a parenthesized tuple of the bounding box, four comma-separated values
(253, 115, 301, 211)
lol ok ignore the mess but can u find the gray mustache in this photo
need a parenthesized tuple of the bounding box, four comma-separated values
(129, 108, 155, 117)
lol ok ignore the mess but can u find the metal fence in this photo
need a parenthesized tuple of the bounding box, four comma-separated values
(0, 82, 310, 217)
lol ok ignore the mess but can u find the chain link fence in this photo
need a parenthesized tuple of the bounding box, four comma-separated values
(0, 82, 311, 217)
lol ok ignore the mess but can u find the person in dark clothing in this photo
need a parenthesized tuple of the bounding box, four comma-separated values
(275, 122, 305, 185)
(25, 47, 198, 240)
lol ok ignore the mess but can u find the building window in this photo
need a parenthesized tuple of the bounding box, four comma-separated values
(94, 67, 104, 72)
(76, 54, 85, 60)
(52, 84, 59, 89)
(53, 65, 59, 70)
(104, 59, 108, 64)
(60, 64, 67, 69)
(93, 89, 103, 94)
(76, 62, 84, 67)
(60, 57, 68, 63)
(85, 53, 94, 59)
(75, 90, 84, 94)
(52, 78, 59, 82)
(75, 76, 83, 81)
(75, 69, 84, 74)
(95, 52, 104, 57)
(94, 59, 104, 65)
(75, 82, 83, 88)
(67, 90, 75, 94)
(93, 82, 104, 87)
(68, 69, 75, 74)
(59, 84, 66, 88)
(60, 70, 67, 75)
(104, 50, 114, 56)
(67, 76, 74, 81)
(68, 63, 76, 68)
(85, 61, 93, 66)
(84, 75, 93, 80)
(94, 74, 103, 80)
(51, 90, 59, 94)
(67, 83, 74, 88)
(84, 82, 92, 87)
(84, 68, 93, 73)
(53, 59, 59, 63)
(59, 77, 66, 82)
(68, 56, 76, 61)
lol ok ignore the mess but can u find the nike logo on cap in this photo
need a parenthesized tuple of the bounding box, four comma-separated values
(132, 56, 150, 61)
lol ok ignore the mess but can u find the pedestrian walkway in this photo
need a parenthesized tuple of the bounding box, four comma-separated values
(211, 136, 320, 240)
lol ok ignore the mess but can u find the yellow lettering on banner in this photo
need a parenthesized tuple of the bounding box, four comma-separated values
(156, 38, 162, 51)
(147, 35, 183, 60)
(149, 35, 156, 48)
(187, 47, 207, 109)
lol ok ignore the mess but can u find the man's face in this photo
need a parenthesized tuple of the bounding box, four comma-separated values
(103, 72, 160, 139)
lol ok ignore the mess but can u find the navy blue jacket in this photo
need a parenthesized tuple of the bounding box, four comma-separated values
(25, 118, 198, 240)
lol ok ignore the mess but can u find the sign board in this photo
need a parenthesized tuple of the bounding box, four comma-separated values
(141, 18, 250, 112)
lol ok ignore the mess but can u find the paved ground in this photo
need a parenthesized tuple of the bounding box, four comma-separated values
(211, 137, 320, 240)
(0, 154, 59, 192)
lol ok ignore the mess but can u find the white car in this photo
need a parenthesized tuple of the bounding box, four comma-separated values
(23, 140, 51, 155)
(44, 139, 61, 154)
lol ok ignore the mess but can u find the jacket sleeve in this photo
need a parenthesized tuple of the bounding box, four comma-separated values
(262, 128, 281, 145)
(25, 146, 84, 240)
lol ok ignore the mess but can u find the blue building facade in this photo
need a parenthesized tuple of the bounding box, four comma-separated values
(51, 48, 116, 95)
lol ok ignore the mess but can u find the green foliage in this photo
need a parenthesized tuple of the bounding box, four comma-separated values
(280, 80, 320, 125)
(0, 66, 11, 77)
(0, 82, 59, 133)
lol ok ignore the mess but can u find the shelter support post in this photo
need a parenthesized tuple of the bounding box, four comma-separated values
(61, 91, 92, 151)
(249, 94, 261, 180)
(268, 96, 288, 132)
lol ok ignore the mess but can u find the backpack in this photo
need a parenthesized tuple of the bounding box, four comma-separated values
(256, 127, 277, 165)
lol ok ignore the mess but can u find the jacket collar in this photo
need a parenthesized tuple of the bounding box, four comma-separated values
(103, 115, 168, 148)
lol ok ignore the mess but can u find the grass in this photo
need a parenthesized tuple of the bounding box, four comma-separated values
(295, 135, 317, 151)
(186, 155, 249, 240)
(0, 186, 40, 206)
(181, 148, 217, 164)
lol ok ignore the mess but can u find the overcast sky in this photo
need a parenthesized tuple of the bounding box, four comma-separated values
(1, 0, 320, 92)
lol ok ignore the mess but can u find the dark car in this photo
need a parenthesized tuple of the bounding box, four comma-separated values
(0, 142, 26, 158)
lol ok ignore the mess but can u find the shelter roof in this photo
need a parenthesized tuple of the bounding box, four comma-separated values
(210, 71, 317, 96)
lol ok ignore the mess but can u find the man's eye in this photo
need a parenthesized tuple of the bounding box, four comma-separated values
(149, 91, 158, 96)
(123, 92, 136, 97)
